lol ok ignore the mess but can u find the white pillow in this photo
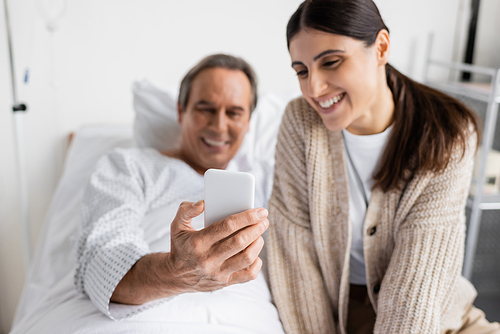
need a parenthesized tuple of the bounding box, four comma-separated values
(133, 80, 181, 152)
(132, 79, 301, 163)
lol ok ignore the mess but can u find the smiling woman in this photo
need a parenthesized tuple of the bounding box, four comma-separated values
(265, 1, 499, 334)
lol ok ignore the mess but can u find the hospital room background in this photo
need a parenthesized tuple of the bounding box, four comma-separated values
(1, 0, 499, 332)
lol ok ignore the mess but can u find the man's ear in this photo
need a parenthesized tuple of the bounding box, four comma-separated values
(177, 102, 184, 125)
(375, 29, 390, 66)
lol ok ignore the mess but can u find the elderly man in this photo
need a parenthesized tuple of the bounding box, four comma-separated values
(74, 54, 284, 332)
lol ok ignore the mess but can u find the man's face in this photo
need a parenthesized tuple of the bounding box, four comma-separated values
(177, 67, 252, 174)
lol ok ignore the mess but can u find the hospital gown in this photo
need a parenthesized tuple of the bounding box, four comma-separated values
(74, 148, 279, 328)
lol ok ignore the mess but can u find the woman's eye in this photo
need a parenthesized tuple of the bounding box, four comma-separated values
(296, 70, 308, 77)
(323, 60, 339, 67)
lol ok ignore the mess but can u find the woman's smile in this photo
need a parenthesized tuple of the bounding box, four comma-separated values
(316, 92, 346, 113)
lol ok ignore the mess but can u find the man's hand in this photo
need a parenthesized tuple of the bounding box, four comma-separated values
(110, 200, 268, 305)
(168, 200, 268, 292)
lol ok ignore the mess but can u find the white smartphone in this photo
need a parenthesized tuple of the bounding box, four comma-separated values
(204, 169, 255, 228)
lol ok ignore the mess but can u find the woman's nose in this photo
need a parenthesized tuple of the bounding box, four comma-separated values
(307, 70, 328, 98)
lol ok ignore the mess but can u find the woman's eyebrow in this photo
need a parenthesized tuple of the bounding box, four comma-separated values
(313, 49, 344, 61)
(291, 49, 345, 67)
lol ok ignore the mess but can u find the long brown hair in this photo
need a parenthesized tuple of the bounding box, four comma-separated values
(287, 0, 481, 192)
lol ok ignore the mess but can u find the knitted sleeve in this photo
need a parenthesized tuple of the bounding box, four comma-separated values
(267, 98, 337, 334)
(374, 134, 477, 333)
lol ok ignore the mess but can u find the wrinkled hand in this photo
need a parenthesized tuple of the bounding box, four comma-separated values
(167, 200, 268, 293)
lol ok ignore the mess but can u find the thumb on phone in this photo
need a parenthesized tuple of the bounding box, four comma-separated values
(171, 200, 204, 234)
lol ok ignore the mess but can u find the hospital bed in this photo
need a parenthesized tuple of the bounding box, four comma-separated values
(10, 80, 299, 333)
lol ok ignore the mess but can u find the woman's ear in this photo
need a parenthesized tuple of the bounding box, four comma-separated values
(375, 29, 391, 66)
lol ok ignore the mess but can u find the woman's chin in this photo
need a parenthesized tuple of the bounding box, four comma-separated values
(317, 112, 351, 132)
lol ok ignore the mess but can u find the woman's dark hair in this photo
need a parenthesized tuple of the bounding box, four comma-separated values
(288, 0, 482, 192)
(178, 54, 258, 113)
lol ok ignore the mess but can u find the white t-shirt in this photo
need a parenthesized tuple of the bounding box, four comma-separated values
(342, 126, 393, 285)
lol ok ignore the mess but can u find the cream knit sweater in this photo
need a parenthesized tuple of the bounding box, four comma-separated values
(267, 97, 477, 334)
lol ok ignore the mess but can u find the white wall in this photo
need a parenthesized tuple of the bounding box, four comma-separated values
(0, 0, 463, 332)
(377, 0, 462, 81)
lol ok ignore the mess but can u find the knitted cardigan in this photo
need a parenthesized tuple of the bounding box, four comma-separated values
(267, 97, 477, 334)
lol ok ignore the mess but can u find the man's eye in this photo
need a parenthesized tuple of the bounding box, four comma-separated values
(227, 111, 241, 117)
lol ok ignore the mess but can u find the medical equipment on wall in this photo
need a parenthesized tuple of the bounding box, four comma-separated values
(3, 0, 31, 270)
(2, 0, 68, 273)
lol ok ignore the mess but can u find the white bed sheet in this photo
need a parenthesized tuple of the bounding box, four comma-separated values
(11, 125, 284, 334)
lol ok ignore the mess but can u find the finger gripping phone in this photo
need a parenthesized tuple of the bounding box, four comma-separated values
(204, 169, 255, 228)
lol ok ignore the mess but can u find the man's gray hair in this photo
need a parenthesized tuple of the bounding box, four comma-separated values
(178, 54, 258, 113)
